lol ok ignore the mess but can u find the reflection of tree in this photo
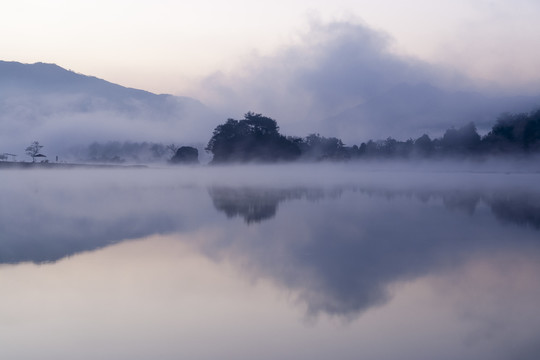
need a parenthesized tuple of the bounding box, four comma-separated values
(490, 192, 540, 229)
(203, 184, 540, 320)
(209, 187, 281, 223)
(3, 179, 540, 321)
(426, 189, 540, 230)
(209, 184, 540, 230)
(208, 187, 330, 223)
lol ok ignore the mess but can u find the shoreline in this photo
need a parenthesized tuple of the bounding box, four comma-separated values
(0, 161, 147, 169)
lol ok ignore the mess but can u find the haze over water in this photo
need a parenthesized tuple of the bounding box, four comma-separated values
(1, 164, 539, 359)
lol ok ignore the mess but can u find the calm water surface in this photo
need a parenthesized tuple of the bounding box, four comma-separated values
(1, 165, 539, 360)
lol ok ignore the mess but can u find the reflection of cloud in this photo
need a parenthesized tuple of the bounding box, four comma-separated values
(2, 169, 540, 320)
(203, 183, 540, 318)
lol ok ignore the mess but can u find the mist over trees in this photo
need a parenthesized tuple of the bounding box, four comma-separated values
(346, 110, 540, 159)
(68, 141, 202, 164)
(11, 109, 540, 166)
(206, 109, 540, 163)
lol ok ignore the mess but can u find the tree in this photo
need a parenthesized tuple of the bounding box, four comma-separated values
(166, 143, 179, 159)
(441, 122, 480, 154)
(170, 146, 199, 164)
(25, 141, 44, 162)
(414, 134, 434, 157)
(483, 110, 540, 153)
(301, 133, 347, 160)
(206, 112, 300, 163)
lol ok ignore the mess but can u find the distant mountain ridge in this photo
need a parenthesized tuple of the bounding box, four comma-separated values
(0, 61, 218, 158)
(1, 61, 539, 160)
(0, 60, 205, 109)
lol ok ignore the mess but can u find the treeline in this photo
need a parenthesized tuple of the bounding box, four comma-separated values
(348, 110, 540, 159)
(206, 110, 540, 163)
(71, 141, 174, 163)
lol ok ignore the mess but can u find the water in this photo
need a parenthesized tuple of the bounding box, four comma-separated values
(1, 165, 539, 359)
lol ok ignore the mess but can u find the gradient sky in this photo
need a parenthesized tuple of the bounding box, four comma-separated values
(2, 0, 539, 96)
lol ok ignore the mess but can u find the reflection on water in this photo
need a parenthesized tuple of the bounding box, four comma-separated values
(208, 187, 335, 223)
(208, 185, 540, 229)
(1, 168, 540, 359)
(205, 184, 540, 318)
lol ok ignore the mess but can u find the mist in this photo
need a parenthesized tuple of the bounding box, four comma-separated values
(195, 20, 540, 142)
(2, 163, 540, 264)
(2, 19, 540, 161)
(0, 61, 220, 160)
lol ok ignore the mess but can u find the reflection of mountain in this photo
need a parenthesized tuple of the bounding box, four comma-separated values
(0, 205, 178, 265)
(0, 212, 176, 265)
(0, 180, 205, 265)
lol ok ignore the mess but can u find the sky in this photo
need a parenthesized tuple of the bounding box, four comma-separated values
(2, 0, 540, 97)
(1, 0, 540, 154)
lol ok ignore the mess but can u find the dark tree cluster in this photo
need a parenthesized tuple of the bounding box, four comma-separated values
(206, 110, 540, 163)
(295, 134, 349, 161)
(482, 110, 540, 153)
(206, 113, 356, 163)
(206, 112, 301, 163)
(170, 146, 199, 164)
(349, 110, 540, 159)
(348, 121, 482, 159)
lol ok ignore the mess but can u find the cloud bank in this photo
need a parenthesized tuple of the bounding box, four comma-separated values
(197, 20, 539, 142)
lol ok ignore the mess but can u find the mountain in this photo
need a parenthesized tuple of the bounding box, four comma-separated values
(322, 83, 540, 142)
(2, 61, 540, 158)
(0, 61, 218, 159)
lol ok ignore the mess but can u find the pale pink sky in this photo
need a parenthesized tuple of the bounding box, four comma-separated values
(1, 0, 539, 95)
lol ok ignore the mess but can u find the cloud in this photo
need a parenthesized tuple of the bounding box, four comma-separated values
(196, 176, 540, 320)
(198, 20, 457, 136)
(197, 19, 540, 143)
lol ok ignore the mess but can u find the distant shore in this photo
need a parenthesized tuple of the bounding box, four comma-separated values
(0, 161, 147, 169)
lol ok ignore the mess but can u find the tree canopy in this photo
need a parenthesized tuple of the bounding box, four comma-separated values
(206, 109, 540, 163)
(25, 141, 44, 162)
(206, 112, 301, 163)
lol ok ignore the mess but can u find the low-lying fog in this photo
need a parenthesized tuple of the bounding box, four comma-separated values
(2, 162, 539, 265)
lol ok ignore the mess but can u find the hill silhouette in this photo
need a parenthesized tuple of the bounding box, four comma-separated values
(0, 61, 217, 158)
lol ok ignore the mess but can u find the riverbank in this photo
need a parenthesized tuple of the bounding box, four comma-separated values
(0, 161, 147, 169)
